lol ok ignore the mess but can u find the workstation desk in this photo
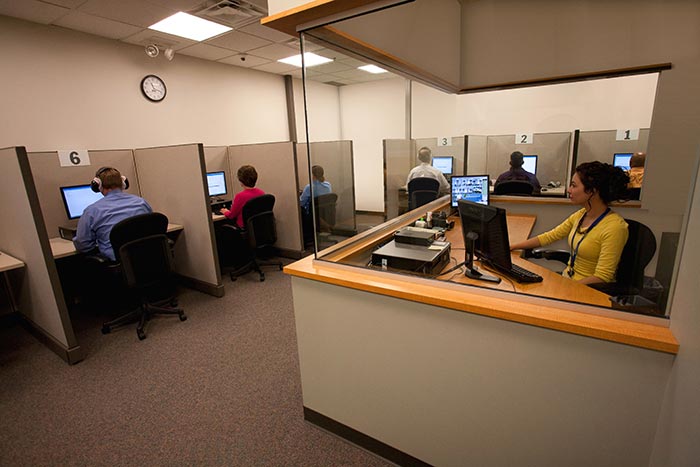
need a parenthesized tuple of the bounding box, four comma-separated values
(1, 251, 25, 312)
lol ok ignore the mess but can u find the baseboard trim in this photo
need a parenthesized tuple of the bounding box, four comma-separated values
(355, 210, 385, 216)
(303, 407, 431, 467)
(19, 314, 85, 364)
(176, 275, 225, 297)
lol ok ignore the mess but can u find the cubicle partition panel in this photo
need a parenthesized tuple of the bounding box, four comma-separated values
(228, 142, 303, 256)
(203, 146, 232, 202)
(486, 133, 572, 187)
(134, 143, 223, 297)
(296, 141, 357, 235)
(415, 136, 466, 177)
(0, 147, 82, 363)
(576, 129, 650, 167)
(383, 139, 415, 220)
(28, 149, 140, 238)
(465, 135, 488, 174)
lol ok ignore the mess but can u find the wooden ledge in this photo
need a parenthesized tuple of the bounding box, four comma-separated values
(285, 255, 678, 354)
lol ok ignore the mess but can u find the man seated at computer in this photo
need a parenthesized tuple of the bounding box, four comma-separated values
(494, 151, 541, 194)
(627, 152, 645, 189)
(406, 147, 450, 194)
(300, 165, 332, 212)
(510, 162, 629, 285)
(73, 167, 152, 261)
(220, 165, 264, 227)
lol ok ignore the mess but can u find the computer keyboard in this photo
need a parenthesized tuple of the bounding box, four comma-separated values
(489, 261, 543, 283)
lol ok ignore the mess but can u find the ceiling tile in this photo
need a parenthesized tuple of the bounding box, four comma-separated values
(309, 61, 352, 74)
(333, 69, 378, 80)
(0, 0, 69, 24)
(246, 43, 299, 61)
(42, 0, 88, 8)
(206, 30, 271, 52)
(336, 56, 368, 68)
(78, 0, 174, 27)
(178, 43, 237, 60)
(238, 21, 292, 43)
(143, 0, 205, 10)
(121, 29, 196, 50)
(252, 61, 298, 74)
(218, 53, 269, 68)
(54, 11, 142, 40)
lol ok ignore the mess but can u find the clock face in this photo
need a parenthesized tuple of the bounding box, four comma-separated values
(141, 75, 166, 102)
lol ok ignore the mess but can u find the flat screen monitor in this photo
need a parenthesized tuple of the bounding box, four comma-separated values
(60, 185, 103, 220)
(432, 156, 454, 175)
(451, 175, 489, 208)
(522, 155, 537, 175)
(207, 171, 227, 197)
(613, 153, 633, 171)
(458, 199, 513, 271)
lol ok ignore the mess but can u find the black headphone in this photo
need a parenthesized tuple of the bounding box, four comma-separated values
(90, 167, 129, 193)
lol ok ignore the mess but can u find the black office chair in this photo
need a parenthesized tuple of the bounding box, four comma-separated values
(493, 180, 534, 196)
(101, 212, 186, 340)
(627, 187, 641, 200)
(220, 194, 283, 282)
(314, 192, 338, 233)
(522, 219, 657, 296)
(408, 177, 440, 211)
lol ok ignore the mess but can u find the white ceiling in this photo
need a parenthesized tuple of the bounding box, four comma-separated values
(0, 0, 395, 86)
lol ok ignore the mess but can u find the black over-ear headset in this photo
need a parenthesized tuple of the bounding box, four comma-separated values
(90, 167, 129, 193)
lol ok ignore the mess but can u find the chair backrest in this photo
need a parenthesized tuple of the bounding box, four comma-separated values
(118, 234, 173, 294)
(408, 177, 440, 210)
(242, 194, 277, 250)
(109, 212, 168, 262)
(314, 192, 338, 232)
(627, 187, 641, 200)
(494, 180, 534, 195)
(614, 219, 656, 292)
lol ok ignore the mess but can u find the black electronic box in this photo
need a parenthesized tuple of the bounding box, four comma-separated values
(371, 240, 450, 275)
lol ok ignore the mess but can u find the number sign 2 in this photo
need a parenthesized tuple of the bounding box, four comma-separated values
(516, 133, 533, 144)
(58, 150, 91, 167)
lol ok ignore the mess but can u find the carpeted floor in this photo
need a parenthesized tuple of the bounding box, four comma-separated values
(0, 266, 391, 466)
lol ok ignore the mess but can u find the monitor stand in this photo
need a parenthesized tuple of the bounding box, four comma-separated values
(465, 231, 501, 283)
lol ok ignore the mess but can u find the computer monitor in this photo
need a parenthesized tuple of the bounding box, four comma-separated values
(451, 175, 489, 208)
(613, 153, 633, 171)
(522, 155, 537, 175)
(60, 185, 103, 220)
(458, 199, 513, 271)
(206, 171, 227, 197)
(432, 156, 454, 175)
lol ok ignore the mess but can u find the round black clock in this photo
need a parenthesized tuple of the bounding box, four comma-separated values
(140, 74, 167, 102)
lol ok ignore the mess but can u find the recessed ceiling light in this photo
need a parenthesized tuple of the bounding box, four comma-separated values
(149, 12, 232, 42)
(358, 64, 388, 74)
(278, 52, 333, 68)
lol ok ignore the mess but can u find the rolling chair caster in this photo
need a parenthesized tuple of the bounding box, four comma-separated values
(137, 329, 146, 340)
(101, 325, 111, 334)
(179, 312, 187, 321)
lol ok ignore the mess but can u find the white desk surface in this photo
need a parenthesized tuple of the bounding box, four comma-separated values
(489, 186, 566, 196)
(212, 213, 226, 222)
(0, 251, 25, 272)
(50, 223, 184, 259)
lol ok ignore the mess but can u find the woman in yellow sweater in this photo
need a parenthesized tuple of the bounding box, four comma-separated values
(511, 162, 630, 285)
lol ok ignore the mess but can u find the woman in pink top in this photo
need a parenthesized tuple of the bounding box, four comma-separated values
(220, 165, 265, 228)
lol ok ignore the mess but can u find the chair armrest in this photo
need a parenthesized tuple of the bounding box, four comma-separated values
(522, 248, 571, 264)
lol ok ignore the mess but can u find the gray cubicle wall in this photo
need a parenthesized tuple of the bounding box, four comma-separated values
(383, 139, 415, 220)
(486, 133, 572, 187)
(134, 143, 223, 297)
(576, 129, 650, 167)
(28, 149, 140, 238)
(203, 146, 232, 202)
(296, 141, 357, 235)
(0, 147, 82, 363)
(465, 135, 488, 174)
(228, 142, 303, 256)
(414, 136, 466, 176)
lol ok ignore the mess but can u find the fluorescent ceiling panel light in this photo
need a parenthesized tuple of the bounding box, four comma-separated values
(149, 12, 231, 41)
(358, 64, 388, 74)
(278, 52, 333, 68)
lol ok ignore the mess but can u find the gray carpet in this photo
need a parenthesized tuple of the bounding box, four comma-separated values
(0, 266, 391, 466)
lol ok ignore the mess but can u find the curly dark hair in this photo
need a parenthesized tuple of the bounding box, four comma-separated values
(575, 161, 630, 204)
(237, 165, 258, 187)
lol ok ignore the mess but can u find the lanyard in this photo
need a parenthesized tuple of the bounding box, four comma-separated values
(567, 207, 611, 277)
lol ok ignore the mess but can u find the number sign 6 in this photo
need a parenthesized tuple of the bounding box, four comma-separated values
(58, 150, 90, 167)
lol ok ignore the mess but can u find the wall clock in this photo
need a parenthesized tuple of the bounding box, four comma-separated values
(140, 74, 167, 102)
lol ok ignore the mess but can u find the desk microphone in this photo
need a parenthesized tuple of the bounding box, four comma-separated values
(464, 231, 501, 283)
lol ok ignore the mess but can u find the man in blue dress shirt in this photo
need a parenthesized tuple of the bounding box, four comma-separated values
(300, 165, 332, 213)
(73, 167, 152, 261)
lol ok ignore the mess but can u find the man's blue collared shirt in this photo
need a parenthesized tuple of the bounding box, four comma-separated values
(300, 180, 332, 212)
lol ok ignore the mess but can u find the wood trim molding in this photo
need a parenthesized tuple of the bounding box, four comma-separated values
(261, 0, 386, 36)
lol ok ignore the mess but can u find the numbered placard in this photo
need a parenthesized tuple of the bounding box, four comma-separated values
(437, 136, 452, 147)
(616, 128, 640, 141)
(58, 150, 90, 167)
(516, 133, 533, 144)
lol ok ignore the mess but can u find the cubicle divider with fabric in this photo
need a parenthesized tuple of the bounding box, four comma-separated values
(134, 143, 223, 297)
(228, 142, 304, 257)
(28, 149, 140, 238)
(296, 141, 357, 237)
(0, 147, 83, 363)
(203, 146, 233, 202)
(465, 135, 488, 174)
(575, 129, 650, 167)
(383, 139, 415, 220)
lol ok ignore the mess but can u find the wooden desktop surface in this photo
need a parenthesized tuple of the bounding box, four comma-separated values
(0, 251, 25, 272)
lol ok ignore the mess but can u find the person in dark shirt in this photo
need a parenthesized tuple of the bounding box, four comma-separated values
(494, 151, 541, 194)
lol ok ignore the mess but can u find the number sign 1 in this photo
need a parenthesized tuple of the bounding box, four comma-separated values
(58, 150, 91, 167)
(616, 128, 640, 141)
(516, 133, 533, 144)
(437, 136, 452, 147)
